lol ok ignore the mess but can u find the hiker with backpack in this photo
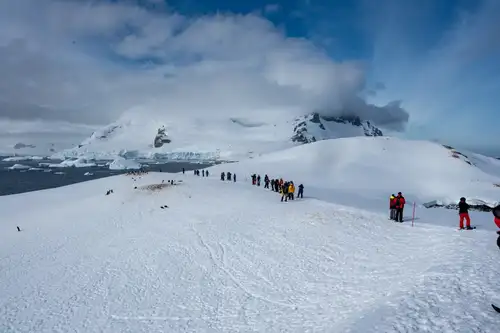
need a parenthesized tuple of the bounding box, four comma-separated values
(281, 182, 289, 202)
(394, 192, 405, 222)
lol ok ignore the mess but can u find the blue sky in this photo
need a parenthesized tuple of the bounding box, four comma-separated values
(159, 0, 499, 152)
(0, 0, 499, 154)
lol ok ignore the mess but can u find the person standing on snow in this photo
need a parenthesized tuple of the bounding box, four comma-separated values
(271, 179, 275, 191)
(221, 172, 225, 181)
(251, 174, 256, 185)
(257, 175, 261, 186)
(458, 197, 473, 230)
(394, 192, 405, 222)
(297, 184, 304, 198)
(227, 172, 231, 181)
(233, 173, 236, 182)
(182, 168, 185, 174)
(288, 182, 295, 200)
(264, 175, 270, 188)
(493, 205, 500, 249)
(202, 170, 205, 177)
(389, 194, 397, 220)
(281, 182, 289, 202)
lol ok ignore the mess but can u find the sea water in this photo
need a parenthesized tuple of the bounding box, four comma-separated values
(0, 159, 214, 196)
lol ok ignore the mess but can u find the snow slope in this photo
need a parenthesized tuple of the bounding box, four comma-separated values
(210, 137, 500, 208)
(1, 147, 500, 332)
(51, 112, 384, 161)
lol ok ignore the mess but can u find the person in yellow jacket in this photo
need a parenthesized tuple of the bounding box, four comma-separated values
(389, 194, 397, 220)
(288, 182, 295, 200)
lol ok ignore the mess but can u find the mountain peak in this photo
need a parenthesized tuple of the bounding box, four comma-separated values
(291, 113, 383, 144)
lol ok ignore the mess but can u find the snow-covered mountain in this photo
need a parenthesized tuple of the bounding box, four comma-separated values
(291, 113, 383, 144)
(2, 135, 500, 332)
(51, 112, 385, 161)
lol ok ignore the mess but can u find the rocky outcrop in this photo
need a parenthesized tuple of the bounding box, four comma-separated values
(423, 201, 492, 212)
(291, 113, 384, 144)
(441, 145, 474, 166)
(153, 126, 171, 148)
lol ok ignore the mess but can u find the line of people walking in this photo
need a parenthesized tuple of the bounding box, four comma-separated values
(251, 174, 304, 202)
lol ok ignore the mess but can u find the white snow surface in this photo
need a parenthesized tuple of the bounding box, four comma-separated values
(1, 137, 500, 332)
(108, 157, 142, 170)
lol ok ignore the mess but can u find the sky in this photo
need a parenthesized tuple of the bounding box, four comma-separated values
(0, 0, 498, 154)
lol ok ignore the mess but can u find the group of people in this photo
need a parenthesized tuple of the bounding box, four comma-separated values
(185, 167, 236, 181)
(189, 169, 210, 177)
(389, 192, 406, 222)
(391, 194, 499, 247)
(251, 174, 304, 202)
(463, 198, 500, 249)
(221, 171, 236, 182)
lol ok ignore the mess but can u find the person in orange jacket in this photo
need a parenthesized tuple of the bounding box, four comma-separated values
(394, 192, 405, 222)
(389, 194, 397, 220)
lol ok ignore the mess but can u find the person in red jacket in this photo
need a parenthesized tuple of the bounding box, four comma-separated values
(394, 192, 405, 222)
(492, 205, 500, 249)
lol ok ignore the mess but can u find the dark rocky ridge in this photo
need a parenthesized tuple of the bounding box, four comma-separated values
(292, 113, 384, 144)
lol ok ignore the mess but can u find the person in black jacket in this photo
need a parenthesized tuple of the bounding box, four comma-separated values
(281, 182, 289, 202)
(458, 197, 472, 230)
(297, 184, 304, 198)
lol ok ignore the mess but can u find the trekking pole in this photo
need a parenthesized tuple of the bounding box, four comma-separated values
(412, 202, 416, 227)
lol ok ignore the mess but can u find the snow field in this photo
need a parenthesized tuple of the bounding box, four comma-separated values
(210, 137, 500, 208)
(1, 171, 499, 332)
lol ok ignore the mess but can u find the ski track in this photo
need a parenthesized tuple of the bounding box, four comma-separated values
(0, 173, 499, 332)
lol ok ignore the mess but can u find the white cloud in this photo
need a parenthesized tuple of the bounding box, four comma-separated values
(365, 0, 500, 146)
(0, 0, 408, 138)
